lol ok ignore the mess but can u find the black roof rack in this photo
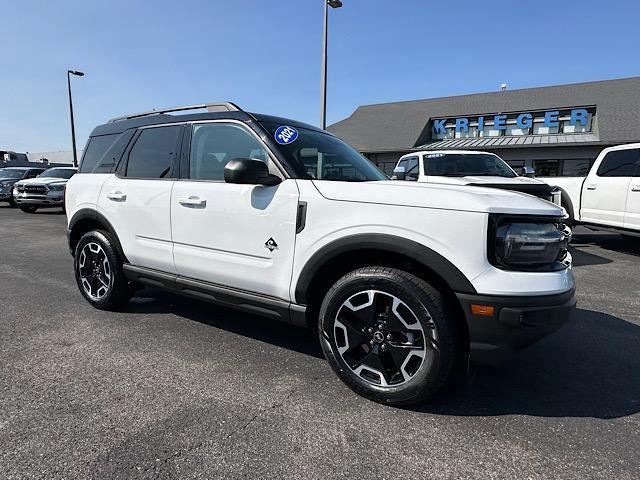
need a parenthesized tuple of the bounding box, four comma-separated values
(108, 102, 243, 123)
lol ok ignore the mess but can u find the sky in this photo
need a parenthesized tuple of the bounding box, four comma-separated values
(1, 0, 639, 153)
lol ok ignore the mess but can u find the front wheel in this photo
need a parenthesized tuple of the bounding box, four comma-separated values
(74, 230, 131, 310)
(318, 267, 460, 406)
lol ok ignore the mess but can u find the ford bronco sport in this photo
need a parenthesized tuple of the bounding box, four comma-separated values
(65, 102, 576, 405)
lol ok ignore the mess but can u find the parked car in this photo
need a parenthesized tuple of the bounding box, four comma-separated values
(65, 102, 575, 405)
(0, 167, 46, 206)
(541, 143, 640, 233)
(13, 167, 77, 213)
(392, 150, 562, 206)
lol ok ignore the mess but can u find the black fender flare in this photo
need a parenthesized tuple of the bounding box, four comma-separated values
(294, 233, 477, 305)
(68, 208, 127, 261)
(556, 187, 576, 223)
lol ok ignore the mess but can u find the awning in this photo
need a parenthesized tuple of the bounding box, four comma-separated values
(417, 133, 600, 150)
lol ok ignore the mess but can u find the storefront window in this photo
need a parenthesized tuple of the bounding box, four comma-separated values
(534, 159, 561, 176)
(505, 121, 530, 136)
(454, 126, 478, 138)
(479, 123, 501, 137)
(532, 120, 560, 135)
(562, 113, 592, 133)
(533, 159, 595, 177)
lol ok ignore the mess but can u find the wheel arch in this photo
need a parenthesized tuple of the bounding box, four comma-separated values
(557, 187, 576, 223)
(68, 209, 127, 262)
(295, 234, 476, 348)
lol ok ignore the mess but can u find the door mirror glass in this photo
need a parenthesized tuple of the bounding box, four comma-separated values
(224, 158, 281, 186)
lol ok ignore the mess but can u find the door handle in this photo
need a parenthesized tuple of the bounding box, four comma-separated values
(585, 184, 597, 190)
(106, 191, 127, 202)
(631, 185, 640, 192)
(178, 196, 206, 208)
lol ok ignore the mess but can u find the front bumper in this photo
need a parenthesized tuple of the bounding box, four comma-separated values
(456, 288, 576, 366)
(13, 192, 64, 207)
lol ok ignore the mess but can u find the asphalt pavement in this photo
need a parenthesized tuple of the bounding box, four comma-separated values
(1, 205, 639, 479)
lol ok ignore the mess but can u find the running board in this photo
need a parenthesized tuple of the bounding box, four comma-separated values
(122, 264, 307, 327)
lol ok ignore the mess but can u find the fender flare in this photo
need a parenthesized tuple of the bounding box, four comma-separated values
(68, 208, 127, 261)
(556, 187, 576, 222)
(294, 233, 476, 305)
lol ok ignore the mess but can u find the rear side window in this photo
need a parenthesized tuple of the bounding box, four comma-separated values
(80, 131, 134, 174)
(125, 126, 182, 179)
(596, 149, 639, 177)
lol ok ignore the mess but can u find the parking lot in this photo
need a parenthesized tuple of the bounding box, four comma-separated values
(1, 205, 639, 479)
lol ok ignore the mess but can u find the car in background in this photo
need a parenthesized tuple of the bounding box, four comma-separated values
(541, 143, 640, 233)
(13, 167, 77, 213)
(0, 167, 46, 207)
(392, 150, 562, 206)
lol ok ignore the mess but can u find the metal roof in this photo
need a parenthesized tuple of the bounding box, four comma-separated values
(328, 77, 640, 152)
(419, 133, 600, 150)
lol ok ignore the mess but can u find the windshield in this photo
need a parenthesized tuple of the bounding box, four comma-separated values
(263, 123, 387, 182)
(423, 153, 516, 178)
(0, 169, 27, 179)
(38, 168, 76, 179)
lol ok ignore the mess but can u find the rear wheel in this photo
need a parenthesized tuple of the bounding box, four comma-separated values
(318, 266, 460, 406)
(19, 205, 37, 213)
(74, 230, 131, 310)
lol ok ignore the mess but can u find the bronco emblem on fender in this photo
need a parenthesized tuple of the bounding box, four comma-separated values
(264, 238, 278, 252)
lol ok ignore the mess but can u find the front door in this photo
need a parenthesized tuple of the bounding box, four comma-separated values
(98, 124, 183, 274)
(623, 149, 640, 230)
(170, 121, 299, 301)
(581, 148, 635, 227)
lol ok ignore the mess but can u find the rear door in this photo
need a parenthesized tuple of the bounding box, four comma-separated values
(98, 124, 183, 273)
(623, 149, 640, 231)
(170, 120, 299, 300)
(580, 148, 635, 227)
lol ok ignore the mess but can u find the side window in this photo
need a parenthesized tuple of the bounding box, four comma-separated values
(397, 157, 419, 181)
(125, 126, 181, 179)
(596, 149, 639, 177)
(189, 123, 268, 181)
(80, 131, 135, 174)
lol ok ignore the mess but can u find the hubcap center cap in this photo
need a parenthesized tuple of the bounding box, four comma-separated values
(373, 331, 385, 343)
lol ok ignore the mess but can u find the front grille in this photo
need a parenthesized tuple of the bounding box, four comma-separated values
(24, 185, 47, 194)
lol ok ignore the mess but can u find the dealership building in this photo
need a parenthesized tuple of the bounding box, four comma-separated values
(328, 76, 640, 176)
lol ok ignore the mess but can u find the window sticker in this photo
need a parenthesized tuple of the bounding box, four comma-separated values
(426, 153, 445, 158)
(274, 125, 299, 145)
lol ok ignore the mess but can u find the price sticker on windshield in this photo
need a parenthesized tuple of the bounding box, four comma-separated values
(275, 125, 299, 145)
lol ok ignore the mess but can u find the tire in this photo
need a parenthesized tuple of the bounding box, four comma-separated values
(19, 205, 38, 213)
(74, 230, 131, 311)
(8, 195, 17, 207)
(318, 266, 460, 406)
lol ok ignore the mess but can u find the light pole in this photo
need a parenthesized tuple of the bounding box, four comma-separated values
(67, 69, 84, 167)
(320, 0, 342, 130)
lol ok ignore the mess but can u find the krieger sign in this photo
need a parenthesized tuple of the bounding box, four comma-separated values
(433, 108, 591, 135)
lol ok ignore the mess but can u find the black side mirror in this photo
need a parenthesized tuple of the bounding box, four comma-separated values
(224, 158, 281, 186)
(392, 166, 406, 181)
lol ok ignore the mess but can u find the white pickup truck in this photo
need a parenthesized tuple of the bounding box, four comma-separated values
(392, 150, 562, 206)
(542, 143, 640, 234)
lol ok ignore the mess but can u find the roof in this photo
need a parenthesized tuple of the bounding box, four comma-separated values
(421, 133, 600, 150)
(91, 110, 324, 137)
(328, 77, 640, 152)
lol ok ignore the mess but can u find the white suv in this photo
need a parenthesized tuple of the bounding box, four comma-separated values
(65, 102, 576, 405)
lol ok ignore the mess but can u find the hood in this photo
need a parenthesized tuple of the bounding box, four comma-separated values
(426, 175, 545, 186)
(312, 180, 563, 216)
(16, 177, 70, 186)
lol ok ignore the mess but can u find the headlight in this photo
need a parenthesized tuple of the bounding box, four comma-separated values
(0, 182, 9, 188)
(47, 184, 65, 192)
(490, 216, 569, 271)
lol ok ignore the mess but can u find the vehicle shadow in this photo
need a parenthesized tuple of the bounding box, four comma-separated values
(569, 245, 613, 267)
(572, 229, 640, 258)
(127, 288, 324, 359)
(420, 308, 640, 419)
(127, 290, 640, 419)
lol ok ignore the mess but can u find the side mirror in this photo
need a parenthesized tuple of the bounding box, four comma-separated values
(224, 158, 281, 186)
(392, 166, 406, 181)
(521, 166, 536, 177)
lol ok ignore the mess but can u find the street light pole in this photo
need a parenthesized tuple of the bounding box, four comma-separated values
(67, 69, 84, 167)
(320, 0, 342, 130)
